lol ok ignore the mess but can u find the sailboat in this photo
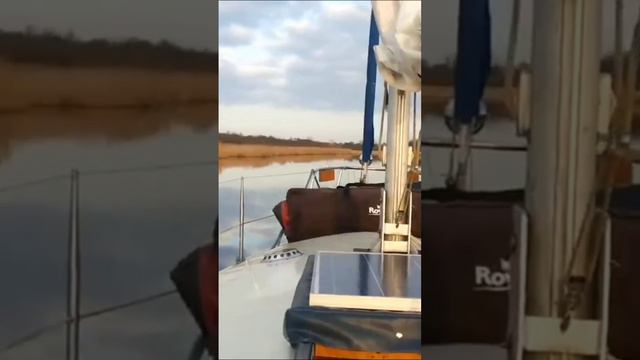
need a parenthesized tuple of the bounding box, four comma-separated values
(172, 1, 422, 359)
(171, 0, 640, 358)
(421, 0, 640, 359)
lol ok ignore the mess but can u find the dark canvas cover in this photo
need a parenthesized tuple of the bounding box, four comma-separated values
(276, 187, 421, 243)
(608, 212, 640, 360)
(607, 185, 640, 359)
(422, 200, 513, 345)
(284, 255, 421, 353)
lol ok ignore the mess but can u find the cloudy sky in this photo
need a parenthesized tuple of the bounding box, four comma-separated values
(218, 1, 392, 143)
(218, 0, 640, 143)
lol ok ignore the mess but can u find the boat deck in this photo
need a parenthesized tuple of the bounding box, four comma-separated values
(218, 232, 380, 359)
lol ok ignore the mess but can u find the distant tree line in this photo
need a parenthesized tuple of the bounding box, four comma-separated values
(220, 133, 421, 150)
(220, 132, 362, 150)
(424, 52, 637, 87)
(0, 27, 217, 72)
(423, 62, 530, 87)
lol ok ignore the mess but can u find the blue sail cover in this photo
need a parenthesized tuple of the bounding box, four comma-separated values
(361, 10, 379, 164)
(454, 0, 492, 124)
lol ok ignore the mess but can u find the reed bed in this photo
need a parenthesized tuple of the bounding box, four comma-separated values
(422, 84, 640, 131)
(219, 154, 360, 172)
(0, 61, 216, 112)
(219, 143, 360, 159)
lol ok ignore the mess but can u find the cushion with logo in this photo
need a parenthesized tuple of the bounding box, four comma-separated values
(422, 201, 513, 345)
(279, 188, 420, 243)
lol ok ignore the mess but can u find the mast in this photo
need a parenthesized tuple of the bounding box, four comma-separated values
(525, 1, 602, 359)
(384, 88, 411, 243)
(371, 1, 420, 252)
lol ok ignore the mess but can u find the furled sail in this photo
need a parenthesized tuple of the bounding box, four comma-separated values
(454, 0, 492, 123)
(371, 0, 421, 92)
(361, 11, 379, 165)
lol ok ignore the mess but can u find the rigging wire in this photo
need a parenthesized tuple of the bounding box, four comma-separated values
(615, 0, 625, 99)
(560, 2, 640, 330)
(219, 214, 276, 235)
(82, 160, 217, 176)
(0, 174, 69, 194)
(503, 0, 521, 118)
(377, 82, 389, 159)
(220, 171, 312, 185)
(0, 159, 216, 353)
(395, 93, 422, 226)
(0, 160, 217, 194)
(0, 290, 177, 354)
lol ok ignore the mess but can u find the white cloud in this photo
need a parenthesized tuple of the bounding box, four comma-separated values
(218, 1, 424, 142)
(224, 24, 254, 44)
(219, 0, 374, 114)
(321, 2, 369, 22)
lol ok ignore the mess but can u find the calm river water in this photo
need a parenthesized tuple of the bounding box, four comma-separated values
(0, 107, 216, 360)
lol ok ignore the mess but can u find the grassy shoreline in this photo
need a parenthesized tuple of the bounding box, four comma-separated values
(219, 142, 360, 159)
(422, 84, 640, 131)
(219, 132, 364, 160)
(0, 61, 217, 113)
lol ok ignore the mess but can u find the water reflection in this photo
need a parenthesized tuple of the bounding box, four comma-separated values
(0, 106, 215, 167)
(0, 108, 216, 359)
(219, 154, 358, 173)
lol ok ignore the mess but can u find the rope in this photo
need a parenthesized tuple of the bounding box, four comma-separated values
(82, 160, 216, 176)
(220, 171, 311, 185)
(0, 174, 69, 194)
(377, 82, 389, 158)
(560, 3, 640, 330)
(445, 132, 457, 188)
(623, 4, 640, 141)
(615, 0, 625, 99)
(411, 93, 418, 152)
(411, 92, 421, 172)
(0, 160, 217, 194)
(240, 171, 311, 180)
(80, 290, 176, 320)
(0, 290, 177, 354)
(219, 214, 275, 235)
(504, 0, 521, 118)
(412, 92, 421, 174)
(423, 138, 528, 152)
(395, 94, 422, 226)
(219, 178, 240, 185)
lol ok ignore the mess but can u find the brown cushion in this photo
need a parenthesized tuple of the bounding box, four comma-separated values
(283, 187, 420, 242)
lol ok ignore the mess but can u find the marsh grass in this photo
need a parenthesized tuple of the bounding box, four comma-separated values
(0, 61, 216, 112)
(219, 143, 360, 159)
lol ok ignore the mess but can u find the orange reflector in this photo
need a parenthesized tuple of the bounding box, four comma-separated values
(318, 169, 336, 182)
(313, 344, 421, 360)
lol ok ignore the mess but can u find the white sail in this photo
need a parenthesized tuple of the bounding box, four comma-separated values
(372, 0, 421, 92)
